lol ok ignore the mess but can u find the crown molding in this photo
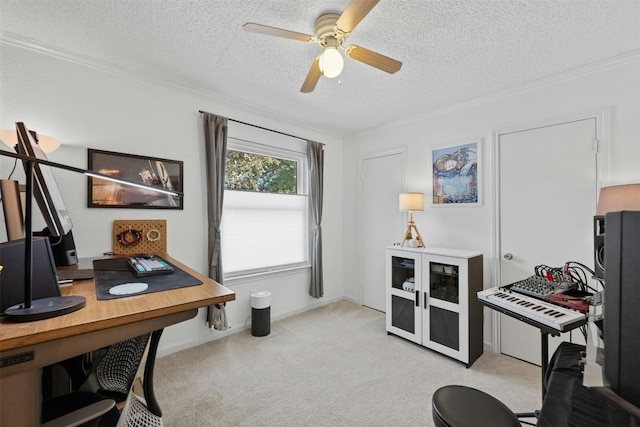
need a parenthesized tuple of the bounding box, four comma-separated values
(358, 49, 640, 135)
(3, 32, 638, 140)
(0, 32, 345, 140)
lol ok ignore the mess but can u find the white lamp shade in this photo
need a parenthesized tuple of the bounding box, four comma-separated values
(319, 47, 344, 78)
(0, 129, 61, 153)
(595, 183, 640, 215)
(399, 192, 424, 211)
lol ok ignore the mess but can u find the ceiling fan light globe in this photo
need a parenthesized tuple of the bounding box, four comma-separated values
(319, 47, 343, 78)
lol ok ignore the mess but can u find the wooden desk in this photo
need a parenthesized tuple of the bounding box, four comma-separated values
(0, 255, 235, 426)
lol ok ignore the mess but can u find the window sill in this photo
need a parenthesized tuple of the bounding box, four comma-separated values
(223, 264, 311, 285)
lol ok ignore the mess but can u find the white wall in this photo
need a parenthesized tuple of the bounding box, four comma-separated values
(3, 39, 639, 355)
(342, 53, 640, 347)
(0, 43, 344, 356)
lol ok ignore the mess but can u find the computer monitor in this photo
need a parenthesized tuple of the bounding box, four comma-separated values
(12, 123, 77, 265)
(14, 123, 72, 236)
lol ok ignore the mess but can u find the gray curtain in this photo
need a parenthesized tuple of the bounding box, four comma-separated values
(203, 113, 228, 327)
(307, 140, 324, 298)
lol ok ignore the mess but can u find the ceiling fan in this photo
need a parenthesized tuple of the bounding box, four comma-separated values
(243, 0, 402, 93)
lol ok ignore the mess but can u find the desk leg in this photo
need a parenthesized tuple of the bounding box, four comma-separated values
(1, 369, 40, 426)
(540, 330, 549, 400)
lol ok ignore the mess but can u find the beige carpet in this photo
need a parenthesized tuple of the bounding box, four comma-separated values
(154, 300, 541, 426)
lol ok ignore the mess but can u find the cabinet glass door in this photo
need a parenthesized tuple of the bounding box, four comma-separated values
(429, 262, 459, 304)
(423, 255, 467, 361)
(391, 256, 416, 293)
(387, 250, 421, 344)
(390, 256, 417, 334)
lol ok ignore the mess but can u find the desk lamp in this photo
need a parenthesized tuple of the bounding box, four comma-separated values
(399, 192, 425, 248)
(0, 122, 182, 322)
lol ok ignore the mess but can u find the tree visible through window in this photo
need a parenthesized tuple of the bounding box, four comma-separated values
(225, 150, 297, 194)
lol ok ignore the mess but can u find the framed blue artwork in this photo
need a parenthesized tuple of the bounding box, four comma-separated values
(432, 139, 481, 206)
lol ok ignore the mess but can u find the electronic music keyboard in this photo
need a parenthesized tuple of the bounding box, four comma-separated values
(477, 287, 587, 332)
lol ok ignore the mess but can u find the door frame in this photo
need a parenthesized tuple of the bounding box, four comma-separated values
(490, 109, 609, 353)
(358, 147, 407, 306)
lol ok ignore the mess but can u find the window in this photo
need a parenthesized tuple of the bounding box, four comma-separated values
(222, 138, 309, 278)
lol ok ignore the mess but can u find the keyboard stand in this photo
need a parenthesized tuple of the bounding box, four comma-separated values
(479, 298, 587, 399)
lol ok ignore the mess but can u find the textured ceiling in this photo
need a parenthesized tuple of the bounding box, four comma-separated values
(1, 0, 639, 136)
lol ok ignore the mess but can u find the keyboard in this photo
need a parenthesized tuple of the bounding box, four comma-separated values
(477, 287, 586, 332)
(127, 255, 174, 278)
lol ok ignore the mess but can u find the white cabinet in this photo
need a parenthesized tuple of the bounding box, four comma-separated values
(386, 246, 483, 367)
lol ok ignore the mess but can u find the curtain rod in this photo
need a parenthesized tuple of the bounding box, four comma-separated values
(199, 110, 324, 145)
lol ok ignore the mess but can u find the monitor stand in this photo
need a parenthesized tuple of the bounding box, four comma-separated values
(36, 228, 78, 266)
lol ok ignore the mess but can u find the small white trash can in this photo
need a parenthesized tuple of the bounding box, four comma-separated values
(251, 291, 271, 337)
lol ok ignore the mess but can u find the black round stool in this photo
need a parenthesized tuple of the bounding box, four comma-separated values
(432, 385, 521, 427)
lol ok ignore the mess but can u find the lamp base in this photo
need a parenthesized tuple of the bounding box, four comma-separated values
(4, 296, 86, 322)
(401, 223, 425, 248)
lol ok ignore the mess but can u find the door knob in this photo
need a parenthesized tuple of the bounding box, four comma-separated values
(503, 253, 513, 260)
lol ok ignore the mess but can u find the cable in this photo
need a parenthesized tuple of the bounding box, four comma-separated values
(116, 229, 143, 247)
(6, 157, 18, 180)
(47, 235, 63, 246)
(0, 159, 20, 205)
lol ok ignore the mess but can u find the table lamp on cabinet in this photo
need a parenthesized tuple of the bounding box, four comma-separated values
(399, 192, 425, 248)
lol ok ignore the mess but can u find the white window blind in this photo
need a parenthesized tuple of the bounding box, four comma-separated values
(222, 191, 308, 275)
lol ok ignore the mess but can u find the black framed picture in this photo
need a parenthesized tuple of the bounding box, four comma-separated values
(87, 149, 183, 209)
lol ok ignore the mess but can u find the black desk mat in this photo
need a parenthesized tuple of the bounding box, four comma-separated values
(93, 257, 202, 300)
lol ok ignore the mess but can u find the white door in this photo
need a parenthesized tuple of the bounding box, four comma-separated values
(361, 152, 404, 312)
(498, 117, 598, 365)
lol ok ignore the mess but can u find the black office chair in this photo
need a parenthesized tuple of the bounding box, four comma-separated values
(79, 334, 151, 402)
(432, 343, 586, 427)
(114, 329, 163, 427)
(41, 329, 164, 427)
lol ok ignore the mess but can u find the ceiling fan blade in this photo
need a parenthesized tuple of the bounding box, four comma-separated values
(345, 45, 402, 74)
(336, 0, 380, 33)
(300, 58, 321, 93)
(243, 23, 313, 42)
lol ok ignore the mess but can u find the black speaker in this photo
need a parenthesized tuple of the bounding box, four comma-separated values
(0, 237, 61, 314)
(594, 216, 605, 280)
(36, 228, 78, 266)
(604, 211, 640, 408)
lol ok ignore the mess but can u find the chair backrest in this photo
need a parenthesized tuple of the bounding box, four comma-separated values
(116, 329, 164, 427)
(97, 333, 151, 395)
